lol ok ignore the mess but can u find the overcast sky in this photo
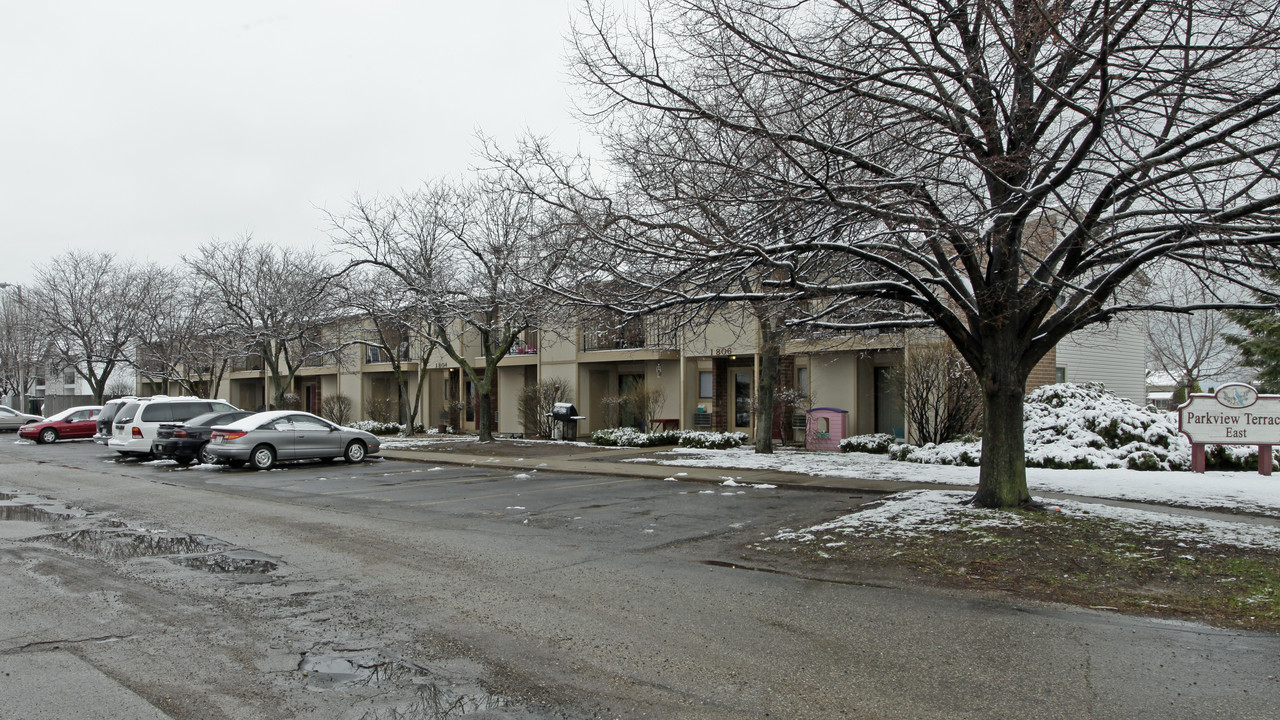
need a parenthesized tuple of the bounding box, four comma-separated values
(1, 1, 589, 282)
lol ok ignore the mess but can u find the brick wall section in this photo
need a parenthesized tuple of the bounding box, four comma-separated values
(712, 358, 728, 432)
(1025, 347, 1058, 392)
(773, 355, 796, 439)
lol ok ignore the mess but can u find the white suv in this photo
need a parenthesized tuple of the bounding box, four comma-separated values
(108, 396, 238, 456)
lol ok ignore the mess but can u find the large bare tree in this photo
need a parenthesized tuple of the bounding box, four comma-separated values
(0, 285, 46, 408)
(31, 252, 153, 403)
(186, 237, 339, 408)
(333, 265, 435, 429)
(134, 267, 248, 398)
(546, 0, 1280, 507)
(330, 177, 567, 442)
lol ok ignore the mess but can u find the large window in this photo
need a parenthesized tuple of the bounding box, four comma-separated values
(796, 367, 809, 395)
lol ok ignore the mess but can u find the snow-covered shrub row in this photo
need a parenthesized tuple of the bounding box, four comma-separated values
(869, 382, 1278, 471)
(838, 433, 896, 454)
(349, 420, 427, 436)
(677, 431, 748, 450)
(590, 428, 684, 447)
(589, 428, 749, 448)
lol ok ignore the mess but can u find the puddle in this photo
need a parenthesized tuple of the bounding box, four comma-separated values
(28, 528, 284, 578)
(299, 653, 534, 719)
(34, 529, 228, 560)
(168, 549, 279, 575)
(0, 504, 73, 523)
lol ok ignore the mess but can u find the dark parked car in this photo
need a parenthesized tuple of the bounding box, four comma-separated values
(151, 410, 255, 465)
(19, 406, 102, 444)
(94, 397, 136, 444)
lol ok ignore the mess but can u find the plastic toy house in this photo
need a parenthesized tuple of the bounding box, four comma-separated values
(806, 407, 848, 451)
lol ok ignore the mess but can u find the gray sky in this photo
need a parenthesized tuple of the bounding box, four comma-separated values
(1, 1, 587, 281)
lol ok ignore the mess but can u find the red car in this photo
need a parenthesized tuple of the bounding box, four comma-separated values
(20, 405, 103, 444)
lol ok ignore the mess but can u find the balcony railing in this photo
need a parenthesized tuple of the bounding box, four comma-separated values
(232, 356, 264, 372)
(581, 316, 678, 352)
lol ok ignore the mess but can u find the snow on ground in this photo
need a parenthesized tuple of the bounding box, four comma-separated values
(771, 490, 1280, 551)
(636, 446, 1280, 517)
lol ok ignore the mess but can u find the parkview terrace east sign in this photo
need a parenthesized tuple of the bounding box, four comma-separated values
(1179, 383, 1279, 475)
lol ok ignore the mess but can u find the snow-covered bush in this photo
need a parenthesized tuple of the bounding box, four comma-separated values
(868, 382, 1280, 471)
(839, 433, 896, 454)
(350, 420, 426, 436)
(590, 428, 683, 447)
(678, 431, 748, 449)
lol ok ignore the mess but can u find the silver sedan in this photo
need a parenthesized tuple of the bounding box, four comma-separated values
(0, 404, 43, 431)
(206, 411, 381, 470)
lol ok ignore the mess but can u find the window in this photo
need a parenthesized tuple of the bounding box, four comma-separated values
(63, 370, 76, 386)
(698, 371, 713, 398)
(140, 403, 175, 422)
(366, 346, 385, 364)
(1056, 366, 1067, 383)
(796, 367, 809, 395)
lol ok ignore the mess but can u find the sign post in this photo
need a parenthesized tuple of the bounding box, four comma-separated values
(1178, 383, 1280, 476)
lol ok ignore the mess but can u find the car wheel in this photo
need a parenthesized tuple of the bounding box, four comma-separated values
(250, 444, 276, 471)
(197, 442, 218, 465)
(343, 440, 367, 464)
(38, 428, 59, 444)
(227, 459, 246, 468)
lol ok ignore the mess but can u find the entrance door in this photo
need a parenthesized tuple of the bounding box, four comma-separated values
(618, 373, 644, 429)
(303, 382, 320, 415)
(874, 366, 904, 439)
(731, 370, 754, 436)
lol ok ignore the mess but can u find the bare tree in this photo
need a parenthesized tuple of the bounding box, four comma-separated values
(185, 237, 339, 408)
(31, 252, 152, 403)
(334, 266, 434, 430)
(536, 0, 1280, 508)
(330, 176, 568, 442)
(134, 267, 246, 397)
(893, 336, 984, 446)
(0, 285, 46, 408)
(1145, 266, 1242, 395)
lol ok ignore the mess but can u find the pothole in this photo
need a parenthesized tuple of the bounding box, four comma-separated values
(27, 529, 283, 578)
(0, 504, 74, 522)
(35, 529, 228, 559)
(169, 549, 279, 575)
(298, 651, 546, 719)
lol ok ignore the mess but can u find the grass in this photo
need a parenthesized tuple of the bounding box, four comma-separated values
(749, 507, 1280, 633)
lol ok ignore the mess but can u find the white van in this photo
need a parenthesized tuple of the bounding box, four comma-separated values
(108, 396, 238, 456)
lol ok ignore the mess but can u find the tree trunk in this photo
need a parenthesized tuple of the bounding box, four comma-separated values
(753, 319, 782, 454)
(476, 385, 494, 442)
(974, 372, 1032, 509)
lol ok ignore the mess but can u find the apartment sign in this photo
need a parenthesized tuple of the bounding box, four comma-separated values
(1179, 384, 1280, 444)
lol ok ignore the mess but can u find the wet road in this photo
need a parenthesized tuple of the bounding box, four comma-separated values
(2, 436, 1279, 719)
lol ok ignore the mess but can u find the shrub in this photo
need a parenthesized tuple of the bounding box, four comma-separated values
(677, 431, 748, 449)
(350, 420, 425, 436)
(839, 433, 896, 454)
(591, 428, 684, 447)
(519, 379, 571, 438)
(320, 393, 353, 426)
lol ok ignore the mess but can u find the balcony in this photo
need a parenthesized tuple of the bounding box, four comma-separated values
(581, 316, 677, 352)
(231, 356, 264, 372)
